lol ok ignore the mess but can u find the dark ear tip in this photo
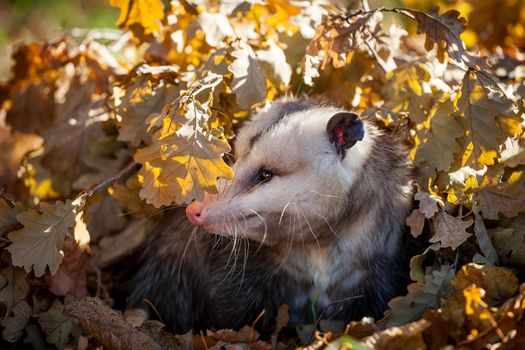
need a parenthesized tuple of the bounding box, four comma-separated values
(326, 112, 360, 134)
(327, 112, 365, 157)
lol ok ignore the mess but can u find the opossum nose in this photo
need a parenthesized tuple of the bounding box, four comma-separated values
(186, 193, 216, 226)
(186, 201, 207, 225)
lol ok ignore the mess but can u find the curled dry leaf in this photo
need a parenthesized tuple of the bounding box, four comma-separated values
(1, 300, 32, 343)
(414, 191, 443, 219)
(46, 237, 89, 298)
(406, 209, 425, 238)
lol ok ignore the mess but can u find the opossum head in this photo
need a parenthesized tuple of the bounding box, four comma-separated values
(186, 99, 375, 245)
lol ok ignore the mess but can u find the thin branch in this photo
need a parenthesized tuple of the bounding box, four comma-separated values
(85, 161, 139, 197)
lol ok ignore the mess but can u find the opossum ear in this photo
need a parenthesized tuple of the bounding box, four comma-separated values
(326, 112, 365, 158)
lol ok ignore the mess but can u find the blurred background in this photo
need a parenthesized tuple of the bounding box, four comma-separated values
(1, 0, 524, 80)
(0, 0, 119, 78)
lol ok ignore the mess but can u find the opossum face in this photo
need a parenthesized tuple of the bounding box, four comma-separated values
(186, 100, 375, 245)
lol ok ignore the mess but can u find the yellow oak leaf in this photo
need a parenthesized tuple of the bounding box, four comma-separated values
(134, 74, 233, 206)
(110, 0, 165, 41)
(458, 71, 518, 169)
(408, 6, 481, 67)
(414, 98, 464, 171)
(7, 198, 85, 277)
(430, 212, 473, 250)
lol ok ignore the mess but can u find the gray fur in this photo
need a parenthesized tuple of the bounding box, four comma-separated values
(127, 99, 415, 333)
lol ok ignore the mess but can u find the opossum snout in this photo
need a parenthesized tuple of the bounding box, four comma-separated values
(186, 193, 216, 226)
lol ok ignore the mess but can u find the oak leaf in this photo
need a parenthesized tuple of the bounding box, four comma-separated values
(113, 66, 180, 147)
(38, 300, 74, 348)
(256, 39, 292, 86)
(0, 267, 29, 315)
(7, 198, 84, 277)
(110, 0, 165, 41)
(414, 192, 443, 219)
(0, 192, 23, 237)
(413, 98, 464, 171)
(1, 300, 32, 343)
(406, 209, 425, 238)
(451, 263, 518, 306)
(46, 237, 89, 298)
(135, 74, 233, 206)
(229, 43, 267, 109)
(475, 170, 525, 220)
(383, 264, 454, 327)
(408, 6, 480, 67)
(430, 212, 473, 250)
(458, 71, 519, 169)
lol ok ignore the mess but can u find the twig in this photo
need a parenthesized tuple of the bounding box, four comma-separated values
(85, 161, 139, 197)
(363, 35, 389, 74)
(361, 0, 370, 11)
(308, 295, 364, 343)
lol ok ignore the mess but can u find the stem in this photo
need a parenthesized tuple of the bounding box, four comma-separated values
(86, 161, 139, 197)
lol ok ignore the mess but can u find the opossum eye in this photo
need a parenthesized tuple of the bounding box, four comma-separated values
(257, 168, 274, 182)
(327, 112, 365, 159)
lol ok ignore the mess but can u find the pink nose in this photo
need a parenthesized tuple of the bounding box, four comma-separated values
(186, 193, 216, 226)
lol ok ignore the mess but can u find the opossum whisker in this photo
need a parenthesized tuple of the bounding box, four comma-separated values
(300, 201, 341, 240)
(249, 209, 268, 254)
(177, 225, 198, 284)
(278, 202, 291, 230)
(297, 205, 321, 249)
(309, 190, 342, 199)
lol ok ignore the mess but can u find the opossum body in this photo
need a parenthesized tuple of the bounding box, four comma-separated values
(127, 99, 414, 333)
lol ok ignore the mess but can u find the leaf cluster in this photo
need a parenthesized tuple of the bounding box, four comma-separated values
(0, 0, 525, 348)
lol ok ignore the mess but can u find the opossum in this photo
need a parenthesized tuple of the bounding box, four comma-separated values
(126, 98, 415, 334)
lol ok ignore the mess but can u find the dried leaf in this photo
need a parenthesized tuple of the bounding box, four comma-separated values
(406, 209, 425, 238)
(413, 98, 464, 171)
(134, 74, 233, 206)
(0, 267, 29, 315)
(38, 300, 74, 349)
(1, 300, 32, 343)
(414, 192, 443, 219)
(451, 263, 518, 306)
(499, 137, 525, 168)
(110, 0, 165, 41)
(472, 204, 499, 265)
(476, 170, 525, 220)
(408, 6, 480, 66)
(256, 39, 292, 86)
(0, 192, 24, 237)
(46, 237, 89, 298)
(430, 212, 473, 250)
(229, 43, 267, 109)
(458, 71, 518, 169)
(383, 264, 454, 327)
(7, 198, 85, 277)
